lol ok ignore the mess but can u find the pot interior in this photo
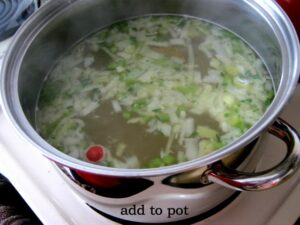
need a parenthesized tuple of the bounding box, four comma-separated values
(19, 0, 283, 126)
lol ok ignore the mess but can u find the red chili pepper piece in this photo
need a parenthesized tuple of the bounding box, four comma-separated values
(86, 145, 105, 162)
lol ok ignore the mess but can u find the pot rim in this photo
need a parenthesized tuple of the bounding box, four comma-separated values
(1, 0, 300, 177)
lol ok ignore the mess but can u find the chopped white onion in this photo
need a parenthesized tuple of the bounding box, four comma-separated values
(80, 102, 99, 116)
(184, 118, 194, 137)
(37, 16, 273, 169)
(184, 138, 198, 160)
(170, 38, 185, 46)
(112, 100, 122, 113)
(83, 57, 94, 67)
(186, 39, 195, 75)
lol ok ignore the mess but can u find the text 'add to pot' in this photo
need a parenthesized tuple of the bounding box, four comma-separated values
(120, 204, 189, 219)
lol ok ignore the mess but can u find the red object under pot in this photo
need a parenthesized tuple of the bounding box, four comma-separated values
(277, 0, 300, 38)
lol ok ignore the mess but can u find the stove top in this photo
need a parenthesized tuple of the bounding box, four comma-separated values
(0, 0, 37, 40)
(1, 36, 300, 225)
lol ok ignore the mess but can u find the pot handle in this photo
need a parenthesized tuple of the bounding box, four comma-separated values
(201, 118, 300, 191)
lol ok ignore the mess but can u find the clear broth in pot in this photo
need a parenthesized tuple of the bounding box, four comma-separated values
(35, 16, 274, 168)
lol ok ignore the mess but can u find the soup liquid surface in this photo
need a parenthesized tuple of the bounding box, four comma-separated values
(36, 16, 274, 168)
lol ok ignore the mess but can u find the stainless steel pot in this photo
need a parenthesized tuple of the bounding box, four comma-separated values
(1, 0, 300, 223)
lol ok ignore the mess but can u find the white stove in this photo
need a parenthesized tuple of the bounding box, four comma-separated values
(1, 34, 300, 225)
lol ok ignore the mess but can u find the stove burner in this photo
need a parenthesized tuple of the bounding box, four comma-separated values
(0, 0, 16, 27)
(0, 0, 36, 40)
